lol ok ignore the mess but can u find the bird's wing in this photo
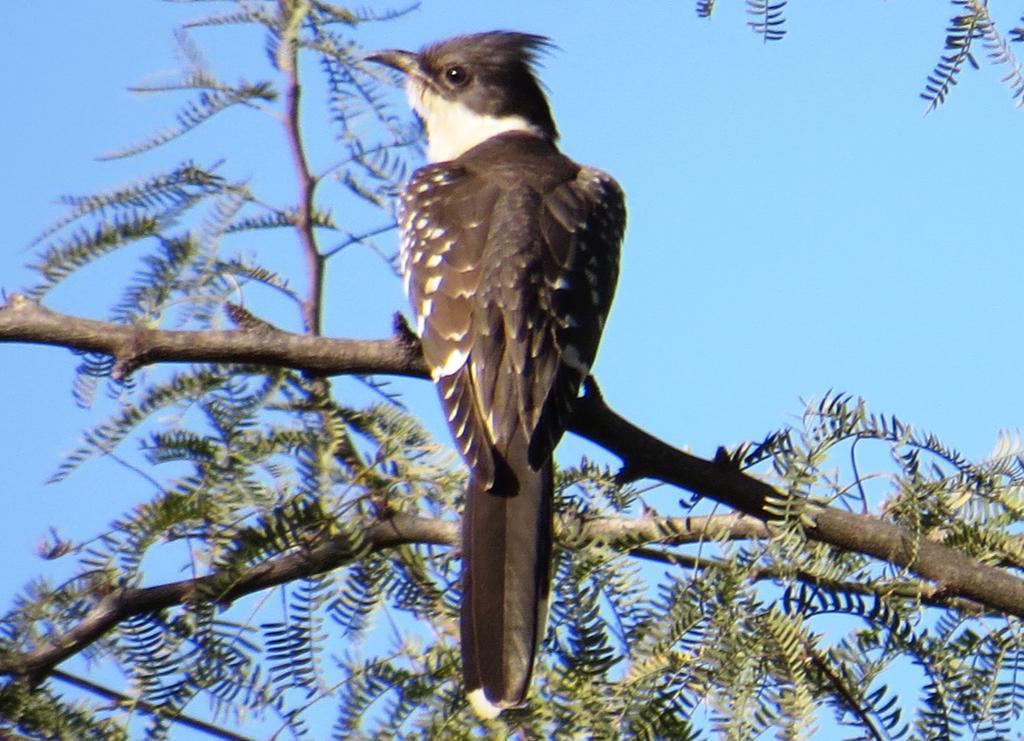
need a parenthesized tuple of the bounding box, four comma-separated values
(400, 156, 626, 472)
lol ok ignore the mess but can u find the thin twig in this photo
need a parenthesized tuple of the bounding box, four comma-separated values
(51, 669, 255, 741)
(279, 18, 324, 335)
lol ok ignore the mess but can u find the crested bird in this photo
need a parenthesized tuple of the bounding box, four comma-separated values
(368, 31, 625, 718)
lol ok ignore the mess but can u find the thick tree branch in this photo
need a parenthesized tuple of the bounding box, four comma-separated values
(0, 295, 426, 380)
(570, 381, 1024, 619)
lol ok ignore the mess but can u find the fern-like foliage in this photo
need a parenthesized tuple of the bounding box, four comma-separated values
(916, 0, 1024, 110)
(922, 1, 985, 112)
(747, 0, 787, 43)
(0, 680, 128, 741)
(102, 75, 278, 160)
(9, 3, 1024, 739)
(33, 162, 225, 246)
(704, 0, 1024, 109)
(2, 4, 424, 736)
(975, 5, 1024, 108)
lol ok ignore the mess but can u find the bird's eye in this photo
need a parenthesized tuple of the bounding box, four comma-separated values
(444, 64, 470, 87)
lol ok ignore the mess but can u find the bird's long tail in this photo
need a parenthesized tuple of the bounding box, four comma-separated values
(460, 434, 553, 718)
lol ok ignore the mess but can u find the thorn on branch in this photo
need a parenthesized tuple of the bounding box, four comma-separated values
(615, 465, 640, 485)
(714, 446, 740, 470)
(110, 353, 139, 383)
(2, 292, 32, 312)
(392, 311, 419, 349)
(581, 375, 604, 403)
(109, 328, 149, 382)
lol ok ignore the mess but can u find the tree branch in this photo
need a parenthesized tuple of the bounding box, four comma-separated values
(50, 669, 255, 741)
(1, 512, 452, 683)
(569, 380, 1024, 619)
(577, 512, 769, 545)
(630, 544, 989, 615)
(0, 295, 426, 381)
(0, 512, 761, 683)
(279, 18, 325, 336)
(4, 295, 1024, 679)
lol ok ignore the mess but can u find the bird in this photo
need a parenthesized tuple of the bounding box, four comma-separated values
(367, 31, 625, 718)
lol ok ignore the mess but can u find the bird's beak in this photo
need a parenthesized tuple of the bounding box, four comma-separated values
(364, 49, 419, 76)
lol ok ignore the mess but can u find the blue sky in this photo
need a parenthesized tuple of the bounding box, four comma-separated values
(4, 1, 1024, 736)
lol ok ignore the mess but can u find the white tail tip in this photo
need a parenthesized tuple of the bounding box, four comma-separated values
(466, 688, 505, 719)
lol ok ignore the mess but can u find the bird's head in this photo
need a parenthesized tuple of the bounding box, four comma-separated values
(367, 31, 558, 163)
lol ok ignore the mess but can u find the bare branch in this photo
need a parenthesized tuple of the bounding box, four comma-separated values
(278, 18, 325, 335)
(0, 295, 426, 380)
(578, 512, 769, 545)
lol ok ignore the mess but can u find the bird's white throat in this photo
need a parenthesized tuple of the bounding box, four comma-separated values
(407, 80, 544, 162)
